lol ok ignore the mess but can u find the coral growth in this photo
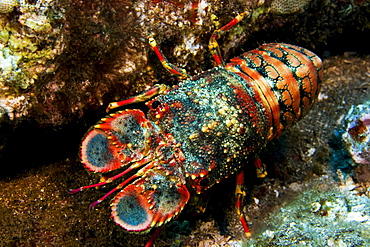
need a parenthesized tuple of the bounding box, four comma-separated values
(342, 101, 370, 165)
(245, 176, 370, 246)
(0, 0, 65, 119)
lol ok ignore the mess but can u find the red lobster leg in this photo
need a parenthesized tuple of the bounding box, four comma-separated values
(106, 84, 169, 112)
(254, 158, 267, 178)
(148, 37, 190, 79)
(145, 226, 165, 247)
(235, 170, 251, 237)
(208, 12, 247, 66)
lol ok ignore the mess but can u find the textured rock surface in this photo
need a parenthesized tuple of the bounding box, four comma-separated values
(342, 101, 370, 165)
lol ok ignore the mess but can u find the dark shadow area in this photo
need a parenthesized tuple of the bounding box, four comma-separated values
(0, 111, 100, 180)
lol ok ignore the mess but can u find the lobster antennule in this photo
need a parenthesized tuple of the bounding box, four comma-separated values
(111, 164, 190, 232)
(80, 109, 162, 173)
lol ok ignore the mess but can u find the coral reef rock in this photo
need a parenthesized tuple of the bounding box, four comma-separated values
(342, 101, 370, 165)
(245, 176, 370, 246)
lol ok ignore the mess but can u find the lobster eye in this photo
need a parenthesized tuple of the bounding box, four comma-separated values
(151, 101, 161, 109)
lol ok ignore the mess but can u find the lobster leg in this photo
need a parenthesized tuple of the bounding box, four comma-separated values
(148, 36, 190, 79)
(106, 84, 169, 112)
(208, 12, 247, 66)
(253, 158, 267, 178)
(235, 170, 251, 237)
(145, 226, 165, 247)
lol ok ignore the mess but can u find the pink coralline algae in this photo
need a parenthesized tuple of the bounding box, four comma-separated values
(342, 101, 370, 165)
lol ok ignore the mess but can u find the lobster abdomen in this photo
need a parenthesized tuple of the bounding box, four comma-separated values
(230, 43, 322, 138)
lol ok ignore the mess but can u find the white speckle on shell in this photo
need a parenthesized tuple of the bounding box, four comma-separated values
(0, 0, 19, 14)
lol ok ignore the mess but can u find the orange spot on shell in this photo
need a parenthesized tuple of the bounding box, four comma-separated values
(296, 63, 309, 78)
(281, 90, 293, 106)
(286, 54, 301, 67)
(263, 46, 284, 57)
(249, 54, 262, 67)
(265, 65, 280, 79)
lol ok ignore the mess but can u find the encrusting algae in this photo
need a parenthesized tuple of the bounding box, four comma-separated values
(0, 0, 65, 119)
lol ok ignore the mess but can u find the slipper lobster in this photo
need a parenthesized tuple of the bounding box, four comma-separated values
(70, 12, 322, 246)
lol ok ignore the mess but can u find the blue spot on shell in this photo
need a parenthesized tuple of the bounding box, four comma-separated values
(86, 132, 113, 168)
(116, 195, 147, 227)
